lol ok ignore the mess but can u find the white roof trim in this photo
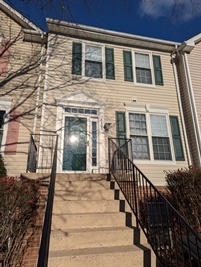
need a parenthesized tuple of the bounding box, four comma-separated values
(0, 0, 44, 34)
(186, 33, 201, 45)
(46, 18, 181, 53)
(47, 18, 180, 46)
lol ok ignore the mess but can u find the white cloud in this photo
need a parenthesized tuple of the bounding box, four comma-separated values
(139, 0, 201, 21)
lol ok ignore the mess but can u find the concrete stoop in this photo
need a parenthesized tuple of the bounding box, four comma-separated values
(48, 174, 154, 267)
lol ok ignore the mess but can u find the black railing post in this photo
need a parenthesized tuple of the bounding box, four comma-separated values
(133, 164, 139, 228)
(108, 138, 111, 173)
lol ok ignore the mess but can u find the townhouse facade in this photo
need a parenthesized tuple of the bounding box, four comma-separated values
(0, 0, 46, 175)
(37, 19, 193, 185)
(1, 2, 200, 184)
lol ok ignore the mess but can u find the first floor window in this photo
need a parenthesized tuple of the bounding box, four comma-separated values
(129, 113, 149, 159)
(151, 115, 171, 160)
(129, 113, 171, 160)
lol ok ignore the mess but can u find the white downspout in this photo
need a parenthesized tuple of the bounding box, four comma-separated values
(40, 33, 50, 134)
(171, 51, 192, 165)
(33, 34, 44, 135)
(182, 53, 201, 166)
(37, 34, 50, 173)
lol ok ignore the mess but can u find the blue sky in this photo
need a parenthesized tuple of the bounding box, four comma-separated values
(5, 0, 201, 42)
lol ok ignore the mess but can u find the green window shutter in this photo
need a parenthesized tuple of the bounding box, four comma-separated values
(105, 48, 115, 79)
(123, 51, 133, 82)
(72, 42, 82, 75)
(170, 116, 185, 161)
(153, 55, 163, 85)
(116, 111, 127, 146)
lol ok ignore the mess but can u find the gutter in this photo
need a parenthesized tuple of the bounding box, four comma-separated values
(171, 48, 192, 165)
(46, 18, 181, 53)
(182, 53, 201, 166)
(47, 18, 181, 45)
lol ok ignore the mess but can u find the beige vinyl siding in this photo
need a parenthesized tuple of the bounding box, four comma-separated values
(0, 10, 44, 175)
(42, 34, 188, 185)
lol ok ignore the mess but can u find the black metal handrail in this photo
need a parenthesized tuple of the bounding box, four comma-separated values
(109, 138, 201, 267)
(37, 134, 58, 267)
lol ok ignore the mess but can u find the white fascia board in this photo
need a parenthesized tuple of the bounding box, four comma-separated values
(46, 18, 181, 53)
(185, 33, 201, 45)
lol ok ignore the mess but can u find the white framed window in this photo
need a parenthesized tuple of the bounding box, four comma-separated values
(129, 113, 150, 159)
(72, 42, 115, 80)
(85, 44, 102, 78)
(123, 50, 163, 86)
(129, 112, 172, 161)
(135, 53, 152, 84)
(123, 102, 176, 163)
(0, 97, 12, 153)
(150, 115, 171, 160)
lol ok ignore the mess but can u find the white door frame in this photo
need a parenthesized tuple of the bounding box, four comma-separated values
(56, 91, 105, 173)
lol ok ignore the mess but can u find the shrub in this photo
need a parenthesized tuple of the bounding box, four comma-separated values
(165, 167, 201, 234)
(0, 176, 40, 266)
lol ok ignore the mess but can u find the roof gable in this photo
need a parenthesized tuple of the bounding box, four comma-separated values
(0, 0, 43, 34)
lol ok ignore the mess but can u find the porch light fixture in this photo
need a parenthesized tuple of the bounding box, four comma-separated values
(104, 122, 111, 132)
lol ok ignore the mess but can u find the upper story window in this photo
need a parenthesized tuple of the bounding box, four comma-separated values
(72, 42, 115, 80)
(123, 50, 163, 86)
(85, 45, 102, 78)
(135, 53, 152, 84)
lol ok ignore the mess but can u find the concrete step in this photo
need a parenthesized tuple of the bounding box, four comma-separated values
(53, 199, 119, 214)
(55, 179, 111, 191)
(49, 226, 137, 251)
(53, 188, 115, 201)
(48, 245, 147, 267)
(51, 212, 131, 230)
(56, 173, 108, 182)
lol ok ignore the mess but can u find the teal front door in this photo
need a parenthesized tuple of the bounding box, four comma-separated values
(63, 117, 87, 171)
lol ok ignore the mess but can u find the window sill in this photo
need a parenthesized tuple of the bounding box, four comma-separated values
(134, 82, 156, 88)
(81, 76, 106, 83)
(133, 160, 177, 166)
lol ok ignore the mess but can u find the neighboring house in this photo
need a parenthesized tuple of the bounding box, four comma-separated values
(0, 0, 46, 175)
(39, 19, 192, 185)
(176, 34, 201, 168)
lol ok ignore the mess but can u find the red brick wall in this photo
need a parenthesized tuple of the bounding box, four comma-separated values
(21, 182, 48, 267)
